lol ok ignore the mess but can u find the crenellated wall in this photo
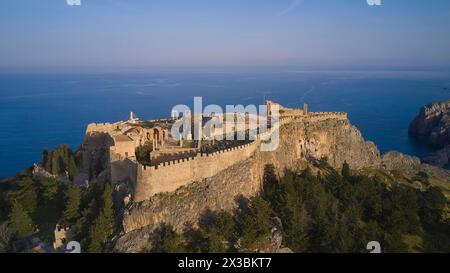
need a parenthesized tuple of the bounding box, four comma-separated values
(111, 111, 350, 201)
(134, 141, 259, 201)
(304, 112, 347, 122)
(86, 122, 120, 134)
(120, 114, 384, 235)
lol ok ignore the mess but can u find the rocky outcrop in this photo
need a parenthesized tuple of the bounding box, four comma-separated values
(422, 145, 450, 168)
(114, 115, 450, 252)
(114, 225, 156, 253)
(260, 217, 293, 253)
(409, 100, 450, 148)
(120, 118, 382, 236)
(381, 151, 421, 172)
(380, 151, 450, 184)
(409, 100, 450, 168)
(299, 120, 381, 169)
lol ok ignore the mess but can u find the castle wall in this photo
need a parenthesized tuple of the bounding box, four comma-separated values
(304, 112, 347, 122)
(129, 111, 347, 201)
(86, 122, 119, 134)
(121, 116, 383, 234)
(134, 141, 259, 201)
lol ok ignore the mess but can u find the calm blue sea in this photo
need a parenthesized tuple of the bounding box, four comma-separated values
(1, 68, 450, 177)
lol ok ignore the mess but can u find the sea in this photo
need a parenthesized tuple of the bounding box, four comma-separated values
(1, 67, 450, 178)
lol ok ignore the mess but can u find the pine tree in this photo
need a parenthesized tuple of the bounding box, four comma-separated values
(43, 145, 78, 180)
(87, 183, 115, 253)
(341, 161, 351, 179)
(62, 185, 81, 225)
(206, 212, 235, 252)
(8, 202, 37, 238)
(238, 197, 273, 248)
(7, 177, 38, 215)
(68, 156, 78, 180)
(40, 177, 59, 202)
(88, 215, 107, 253)
(101, 183, 115, 236)
(158, 224, 185, 253)
(42, 149, 49, 169)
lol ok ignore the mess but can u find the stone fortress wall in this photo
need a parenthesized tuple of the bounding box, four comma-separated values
(83, 101, 350, 204)
(86, 122, 121, 134)
(134, 141, 259, 201)
(132, 111, 347, 201)
(120, 111, 377, 234)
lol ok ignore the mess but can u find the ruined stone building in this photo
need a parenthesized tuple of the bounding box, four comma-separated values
(79, 101, 350, 205)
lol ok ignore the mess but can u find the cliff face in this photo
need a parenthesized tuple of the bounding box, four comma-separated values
(423, 146, 450, 168)
(409, 100, 450, 148)
(115, 116, 450, 252)
(118, 118, 382, 236)
(299, 120, 381, 168)
(409, 100, 450, 167)
(77, 132, 113, 179)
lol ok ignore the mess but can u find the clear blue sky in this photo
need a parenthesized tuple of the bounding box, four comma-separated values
(1, 0, 450, 69)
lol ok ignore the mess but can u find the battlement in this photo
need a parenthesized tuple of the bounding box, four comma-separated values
(304, 112, 347, 121)
(308, 111, 347, 116)
(277, 111, 347, 125)
(86, 122, 121, 134)
(134, 141, 259, 201)
(105, 103, 349, 201)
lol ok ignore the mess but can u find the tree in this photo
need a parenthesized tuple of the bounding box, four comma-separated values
(101, 184, 115, 235)
(419, 187, 446, 226)
(87, 184, 115, 253)
(205, 212, 235, 252)
(74, 199, 99, 248)
(263, 164, 278, 192)
(43, 145, 78, 180)
(7, 177, 38, 215)
(40, 177, 60, 202)
(8, 202, 37, 238)
(158, 224, 185, 253)
(62, 185, 81, 225)
(136, 141, 153, 165)
(237, 197, 273, 248)
(185, 227, 209, 253)
(317, 156, 329, 168)
(382, 185, 420, 234)
(341, 161, 351, 179)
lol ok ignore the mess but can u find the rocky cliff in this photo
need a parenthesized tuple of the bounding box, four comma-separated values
(409, 100, 450, 167)
(114, 116, 450, 252)
(115, 118, 382, 249)
(409, 100, 450, 147)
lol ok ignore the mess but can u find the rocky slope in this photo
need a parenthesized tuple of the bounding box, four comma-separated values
(113, 117, 450, 252)
(409, 100, 450, 167)
(119, 119, 380, 231)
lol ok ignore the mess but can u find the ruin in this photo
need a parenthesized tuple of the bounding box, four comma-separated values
(80, 101, 348, 202)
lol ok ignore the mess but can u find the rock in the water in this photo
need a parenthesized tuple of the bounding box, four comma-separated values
(423, 145, 450, 168)
(409, 99, 450, 148)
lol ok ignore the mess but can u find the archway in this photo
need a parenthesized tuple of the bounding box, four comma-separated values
(153, 129, 160, 143)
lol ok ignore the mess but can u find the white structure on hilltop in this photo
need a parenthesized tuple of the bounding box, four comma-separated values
(129, 111, 139, 124)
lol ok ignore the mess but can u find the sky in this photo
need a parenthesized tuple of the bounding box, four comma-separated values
(1, 0, 450, 69)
